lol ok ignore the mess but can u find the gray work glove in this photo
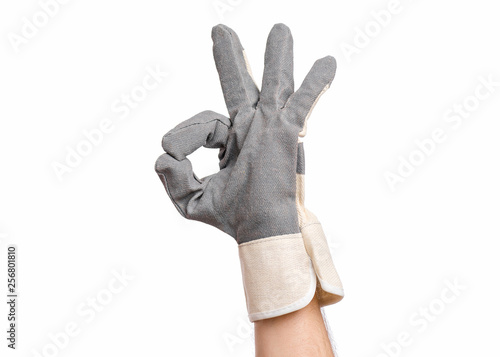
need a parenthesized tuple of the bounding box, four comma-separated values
(155, 23, 343, 321)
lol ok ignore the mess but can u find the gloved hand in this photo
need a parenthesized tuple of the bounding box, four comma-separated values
(155, 23, 343, 322)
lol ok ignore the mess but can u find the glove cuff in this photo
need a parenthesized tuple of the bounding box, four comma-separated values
(296, 172, 344, 308)
(301, 222, 344, 307)
(238, 233, 316, 322)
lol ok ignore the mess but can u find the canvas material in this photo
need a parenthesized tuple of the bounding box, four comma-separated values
(238, 233, 316, 322)
(155, 23, 342, 320)
(296, 165, 344, 307)
(238, 230, 342, 322)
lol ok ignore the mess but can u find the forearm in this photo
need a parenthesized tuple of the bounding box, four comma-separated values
(254, 293, 334, 357)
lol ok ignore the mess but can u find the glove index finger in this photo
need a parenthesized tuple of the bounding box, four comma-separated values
(161, 110, 230, 160)
(156, 110, 230, 217)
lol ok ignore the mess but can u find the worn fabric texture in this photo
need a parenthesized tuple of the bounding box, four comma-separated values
(155, 23, 343, 321)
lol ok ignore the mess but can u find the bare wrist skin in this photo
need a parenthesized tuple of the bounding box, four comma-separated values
(254, 293, 335, 357)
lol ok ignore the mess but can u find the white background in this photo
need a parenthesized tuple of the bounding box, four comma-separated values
(1, 0, 499, 356)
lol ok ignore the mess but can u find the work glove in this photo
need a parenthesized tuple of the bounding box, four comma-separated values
(155, 23, 343, 322)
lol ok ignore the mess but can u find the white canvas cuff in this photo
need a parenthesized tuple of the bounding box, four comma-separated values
(301, 222, 344, 306)
(238, 233, 317, 322)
